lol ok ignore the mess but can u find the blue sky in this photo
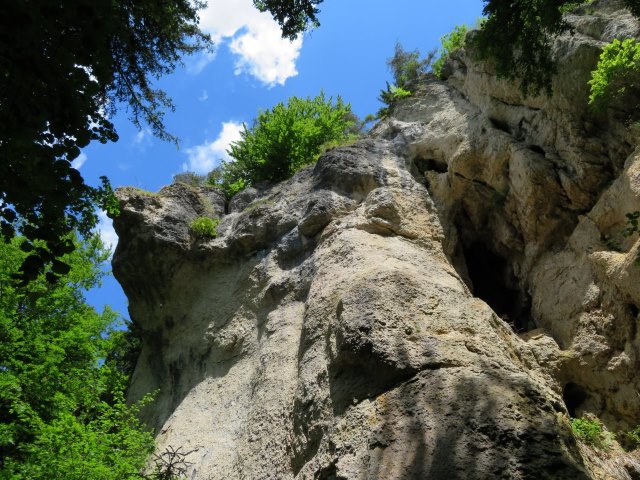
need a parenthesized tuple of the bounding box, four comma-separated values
(81, 0, 485, 318)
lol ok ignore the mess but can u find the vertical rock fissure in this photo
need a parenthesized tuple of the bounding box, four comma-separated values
(408, 154, 535, 334)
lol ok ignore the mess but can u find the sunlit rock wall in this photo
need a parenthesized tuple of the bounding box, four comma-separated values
(113, 1, 640, 477)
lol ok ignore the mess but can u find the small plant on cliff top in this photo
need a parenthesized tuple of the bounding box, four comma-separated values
(173, 171, 206, 188)
(189, 217, 219, 239)
(433, 24, 469, 78)
(376, 42, 434, 118)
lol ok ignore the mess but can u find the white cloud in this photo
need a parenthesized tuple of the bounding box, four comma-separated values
(133, 128, 153, 149)
(71, 152, 87, 170)
(183, 121, 244, 174)
(199, 0, 302, 86)
(187, 51, 217, 75)
(97, 210, 118, 253)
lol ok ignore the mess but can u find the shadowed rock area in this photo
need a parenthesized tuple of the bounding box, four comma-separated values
(113, 1, 640, 478)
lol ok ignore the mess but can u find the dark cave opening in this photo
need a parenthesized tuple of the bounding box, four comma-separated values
(413, 155, 448, 175)
(463, 242, 533, 332)
(489, 117, 512, 134)
(563, 383, 588, 417)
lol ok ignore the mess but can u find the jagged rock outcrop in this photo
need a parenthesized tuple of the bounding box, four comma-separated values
(113, 1, 640, 478)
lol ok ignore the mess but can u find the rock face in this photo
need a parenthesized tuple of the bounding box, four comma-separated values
(113, 2, 640, 478)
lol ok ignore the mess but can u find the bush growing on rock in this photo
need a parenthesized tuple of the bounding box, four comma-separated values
(433, 24, 469, 78)
(377, 42, 434, 118)
(621, 425, 640, 450)
(570, 416, 611, 449)
(189, 217, 220, 239)
(589, 38, 640, 112)
(224, 93, 356, 190)
(173, 172, 207, 187)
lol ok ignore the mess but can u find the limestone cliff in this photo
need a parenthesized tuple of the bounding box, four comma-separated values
(113, 1, 640, 478)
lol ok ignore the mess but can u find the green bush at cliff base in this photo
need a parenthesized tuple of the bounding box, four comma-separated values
(0, 235, 154, 479)
(570, 417, 610, 449)
(621, 425, 640, 450)
(433, 24, 469, 78)
(189, 217, 220, 239)
(224, 92, 355, 189)
(589, 38, 640, 111)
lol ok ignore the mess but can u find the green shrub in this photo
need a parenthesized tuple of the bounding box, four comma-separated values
(589, 38, 640, 111)
(189, 217, 219, 239)
(625, 425, 640, 450)
(224, 92, 356, 189)
(623, 211, 640, 237)
(621, 425, 640, 450)
(0, 236, 154, 479)
(559, 0, 595, 13)
(206, 163, 247, 199)
(14, 391, 155, 480)
(173, 171, 206, 187)
(388, 42, 434, 89)
(433, 24, 469, 77)
(570, 417, 609, 448)
(377, 84, 413, 118)
(376, 43, 434, 118)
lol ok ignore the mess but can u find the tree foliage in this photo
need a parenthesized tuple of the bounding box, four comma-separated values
(473, 0, 640, 96)
(0, 0, 212, 283)
(472, 0, 568, 95)
(588, 38, 640, 111)
(377, 43, 434, 118)
(0, 236, 153, 478)
(387, 42, 434, 89)
(223, 93, 356, 191)
(253, 0, 322, 39)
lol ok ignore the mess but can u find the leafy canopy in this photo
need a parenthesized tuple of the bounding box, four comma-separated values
(253, 0, 322, 40)
(588, 38, 640, 111)
(0, 0, 212, 284)
(472, 0, 568, 95)
(222, 93, 356, 192)
(0, 235, 153, 479)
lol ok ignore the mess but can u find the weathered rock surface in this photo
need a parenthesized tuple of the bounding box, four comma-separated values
(113, 1, 640, 478)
